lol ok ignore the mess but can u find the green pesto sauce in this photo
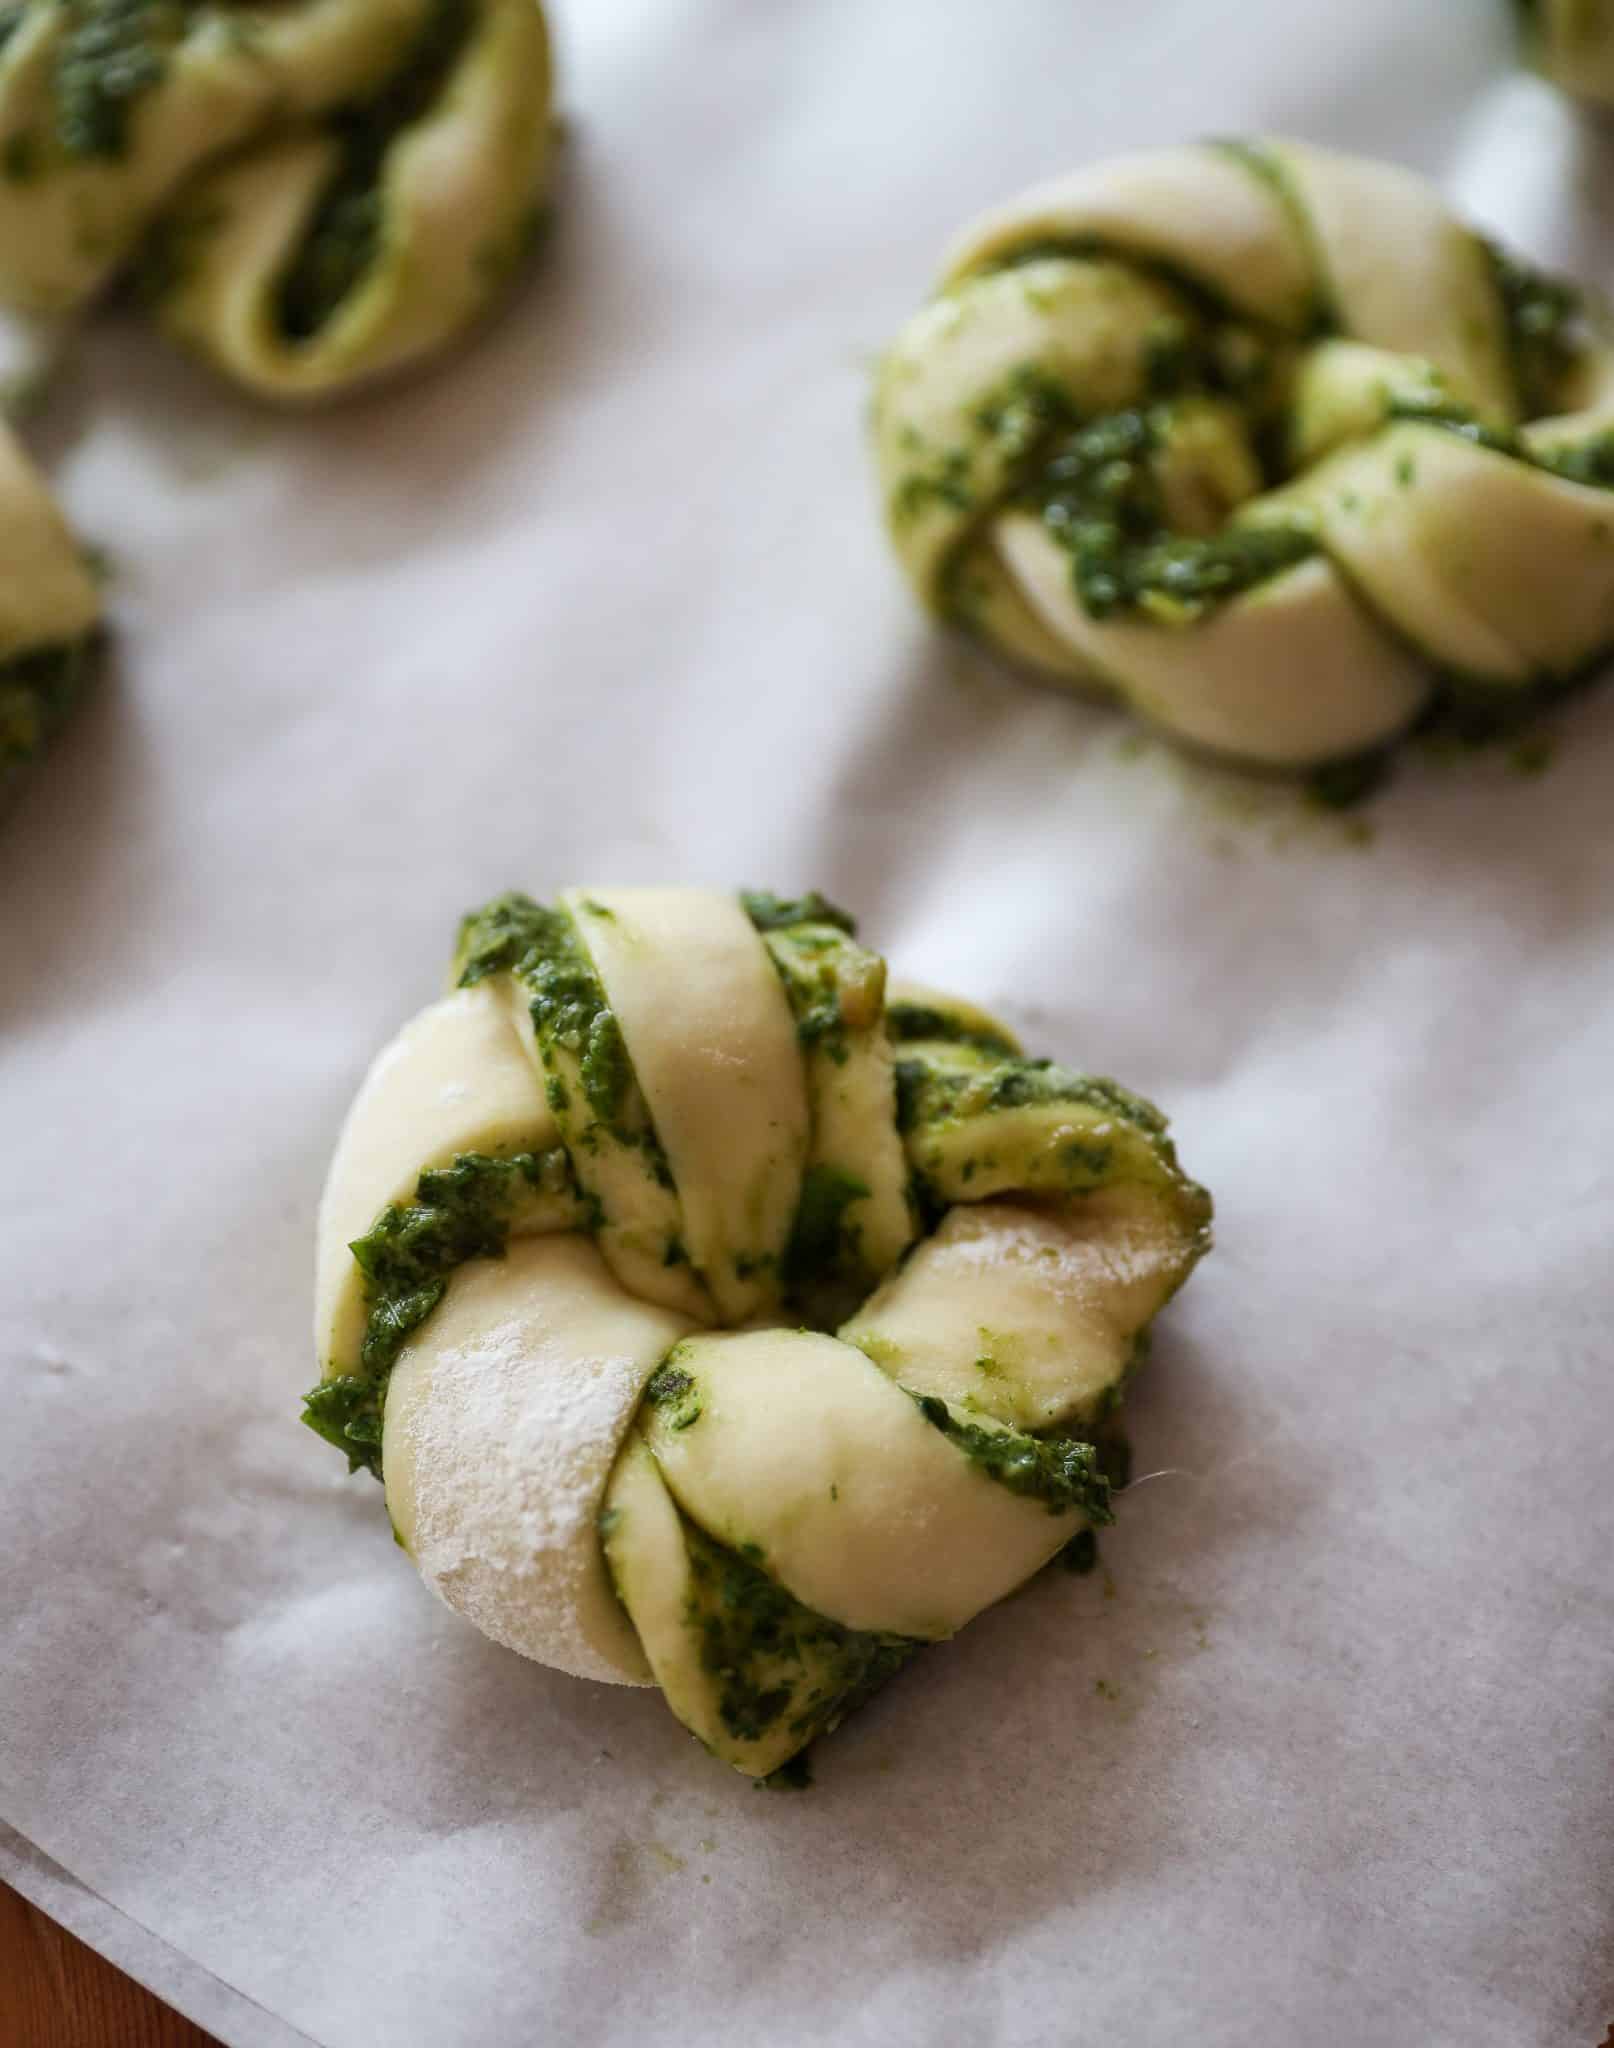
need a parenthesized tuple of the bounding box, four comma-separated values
(890, 443, 974, 530)
(759, 926, 862, 1068)
(894, 1048, 1167, 1143)
(456, 891, 643, 1143)
(1385, 394, 1614, 492)
(681, 1517, 915, 1750)
(1029, 405, 1315, 622)
(1535, 427, 1614, 490)
(984, 224, 1309, 341)
(912, 1394, 1115, 1521)
(276, 0, 474, 341)
(884, 1000, 1019, 1059)
(740, 889, 856, 936)
(1487, 242, 1587, 418)
(0, 635, 100, 816)
(300, 1146, 571, 1476)
(781, 1163, 871, 1327)
(51, 0, 201, 160)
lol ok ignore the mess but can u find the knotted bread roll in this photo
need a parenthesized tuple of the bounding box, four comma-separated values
(874, 140, 1614, 772)
(0, 0, 553, 399)
(1521, 0, 1614, 103)
(0, 419, 101, 817)
(308, 888, 1212, 1777)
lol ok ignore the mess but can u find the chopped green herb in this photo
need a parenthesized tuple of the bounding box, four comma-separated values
(912, 1394, 1115, 1521)
(884, 1000, 1019, 1058)
(681, 1522, 915, 1749)
(646, 1358, 702, 1431)
(1487, 241, 1586, 417)
(1029, 405, 1315, 621)
(51, 0, 199, 160)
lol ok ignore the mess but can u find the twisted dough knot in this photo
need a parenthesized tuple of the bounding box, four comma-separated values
(0, 0, 552, 399)
(0, 421, 101, 816)
(1523, 0, 1614, 103)
(874, 140, 1614, 771)
(309, 888, 1211, 1776)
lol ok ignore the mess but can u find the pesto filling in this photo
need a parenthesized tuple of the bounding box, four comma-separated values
(1028, 404, 1315, 622)
(884, 1000, 1019, 1060)
(898, 341, 1308, 628)
(678, 1516, 916, 1751)
(50, 0, 204, 160)
(456, 891, 662, 1164)
(758, 922, 862, 1066)
(301, 1146, 571, 1476)
(780, 1162, 871, 1325)
(750, 901, 904, 1318)
(893, 1046, 1194, 1231)
(740, 889, 856, 936)
(1384, 391, 1614, 490)
(0, 634, 100, 812)
(894, 1050, 1168, 1146)
(643, 1355, 702, 1432)
(912, 1393, 1116, 1521)
(276, 0, 475, 341)
(893, 185, 1606, 719)
(1486, 241, 1588, 418)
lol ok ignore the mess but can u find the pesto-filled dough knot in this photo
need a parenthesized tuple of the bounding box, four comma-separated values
(307, 888, 1212, 1778)
(1520, 0, 1614, 103)
(874, 139, 1614, 771)
(0, 418, 102, 818)
(0, 0, 553, 400)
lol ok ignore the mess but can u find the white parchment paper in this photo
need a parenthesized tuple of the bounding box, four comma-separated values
(4, 4, 1612, 2043)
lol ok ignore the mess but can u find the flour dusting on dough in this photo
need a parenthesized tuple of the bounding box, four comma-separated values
(404, 1325, 646, 1682)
